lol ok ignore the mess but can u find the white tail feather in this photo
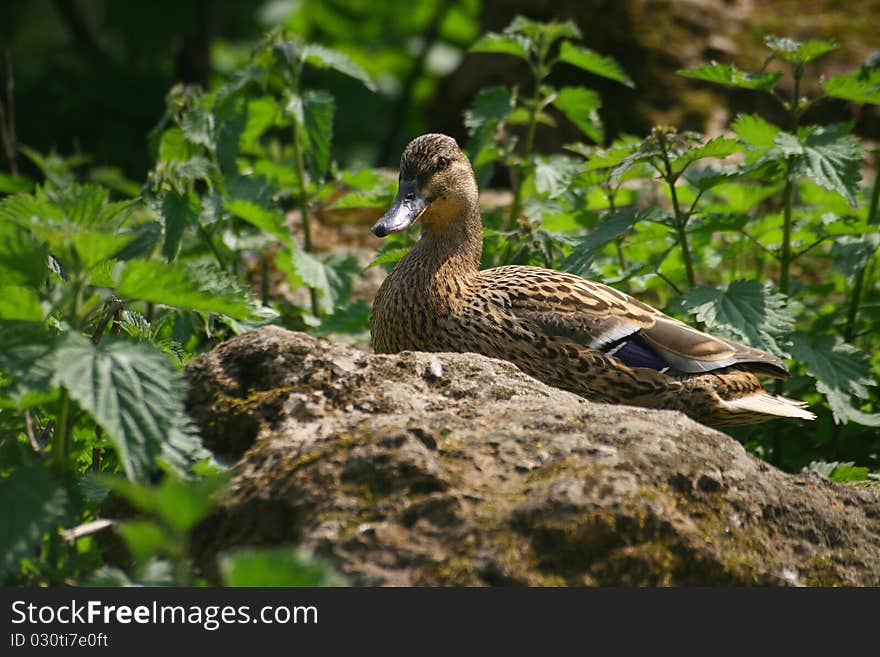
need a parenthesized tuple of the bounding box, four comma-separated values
(720, 393, 816, 420)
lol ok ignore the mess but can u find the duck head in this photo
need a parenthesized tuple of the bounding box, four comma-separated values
(372, 133, 478, 238)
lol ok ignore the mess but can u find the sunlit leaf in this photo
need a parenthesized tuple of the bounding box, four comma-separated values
(553, 86, 604, 143)
(774, 124, 861, 205)
(678, 62, 782, 91)
(764, 35, 838, 64)
(790, 332, 880, 426)
(679, 280, 794, 356)
(52, 333, 204, 481)
(558, 41, 634, 87)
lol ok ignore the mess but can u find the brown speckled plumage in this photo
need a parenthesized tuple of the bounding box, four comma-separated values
(370, 134, 815, 426)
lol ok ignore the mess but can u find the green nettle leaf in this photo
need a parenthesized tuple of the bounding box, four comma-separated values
(678, 280, 794, 356)
(0, 286, 43, 321)
(558, 42, 634, 87)
(828, 463, 871, 483)
(533, 155, 580, 198)
(180, 105, 215, 149)
(365, 247, 409, 270)
(154, 477, 219, 533)
(157, 190, 197, 262)
(52, 333, 203, 481)
(301, 44, 376, 91)
(469, 32, 530, 60)
(302, 90, 335, 181)
(0, 463, 68, 574)
(112, 221, 162, 262)
(214, 100, 247, 174)
(0, 321, 58, 406)
(790, 332, 880, 426)
(508, 16, 580, 43)
(763, 35, 838, 64)
(158, 127, 196, 162)
(219, 546, 346, 587)
(116, 520, 173, 565)
(240, 96, 281, 150)
(822, 69, 880, 105)
(684, 166, 744, 192)
(281, 245, 334, 314)
(553, 86, 604, 143)
(464, 85, 515, 135)
(114, 260, 258, 319)
(672, 136, 741, 169)
(563, 208, 642, 275)
(225, 199, 291, 245)
(831, 234, 880, 280)
(732, 113, 780, 149)
(678, 62, 782, 91)
(774, 124, 861, 205)
(0, 172, 33, 194)
(0, 222, 49, 287)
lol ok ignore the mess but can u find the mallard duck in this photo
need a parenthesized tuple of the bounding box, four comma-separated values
(369, 133, 815, 426)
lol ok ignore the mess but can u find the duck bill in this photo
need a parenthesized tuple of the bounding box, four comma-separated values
(371, 180, 427, 237)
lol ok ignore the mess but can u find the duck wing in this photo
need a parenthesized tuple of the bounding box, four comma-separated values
(483, 266, 788, 378)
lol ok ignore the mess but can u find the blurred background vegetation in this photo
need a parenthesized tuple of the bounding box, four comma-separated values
(2, 0, 877, 181)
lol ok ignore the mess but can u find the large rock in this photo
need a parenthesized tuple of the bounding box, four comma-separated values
(185, 326, 880, 586)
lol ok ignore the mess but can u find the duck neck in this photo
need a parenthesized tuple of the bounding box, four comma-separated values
(410, 203, 483, 276)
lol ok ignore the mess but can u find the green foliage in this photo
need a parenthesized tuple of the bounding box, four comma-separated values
(220, 547, 346, 586)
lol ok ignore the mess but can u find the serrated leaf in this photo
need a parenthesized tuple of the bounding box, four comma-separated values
(301, 44, 376, 91)
(180, 104, 215, 149)
(219, 546, 346, 586)
(469, 32, 529, 59)
(0, 286, 42, 321)
(678, 62, 782, 91)
(114, 260, 257, 319)
(464, 85, 515, 134)
(558, 42, 634, 87)
(732, 113, 780, 149)
(829, 463, 871, 483)
(155, 190, 196, 262)
(0, 222, 49, 287)
(533, 155, 580, 198)
(302, 90, 334, 181)
(366, 247, 409, 270)
(0, 463, 68, 574)
(790, 332, 880, 426)
(684, 165, 744, 192)
(112, 221, 161, 262)
(225, 199, 291, 245)
(562, 208, 642, 275)
(553, 86, 604, 143)
(508, 16, 580, 43)
(822, 69, 880, 105)
(672, 136, 741, 169)
(53, 333, 202, 481)
(0, 321, 57, 406)
(831, 234, 880, 280)
(678, 280, 794, 356)
(764, 35, 838, 64)
(774, 124, 861, 205)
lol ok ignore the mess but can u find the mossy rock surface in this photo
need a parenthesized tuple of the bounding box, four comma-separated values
(186, 326, 880, 586)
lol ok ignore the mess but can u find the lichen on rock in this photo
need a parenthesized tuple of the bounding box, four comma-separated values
(186, 326, 880, 586)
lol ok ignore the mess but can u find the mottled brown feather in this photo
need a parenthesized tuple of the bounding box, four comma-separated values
(370, 134, 814, 426)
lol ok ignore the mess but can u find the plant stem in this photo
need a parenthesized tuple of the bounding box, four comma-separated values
(291, 104, 319, 316)
(843, 151, 880, 342)
(508, 60, 546, 234)
(656, 133, 696, 288)
(53, 389, 71, 476)
(779, 163, 795, 296)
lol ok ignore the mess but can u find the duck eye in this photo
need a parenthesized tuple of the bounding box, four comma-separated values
(436, 156, 450, 170)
